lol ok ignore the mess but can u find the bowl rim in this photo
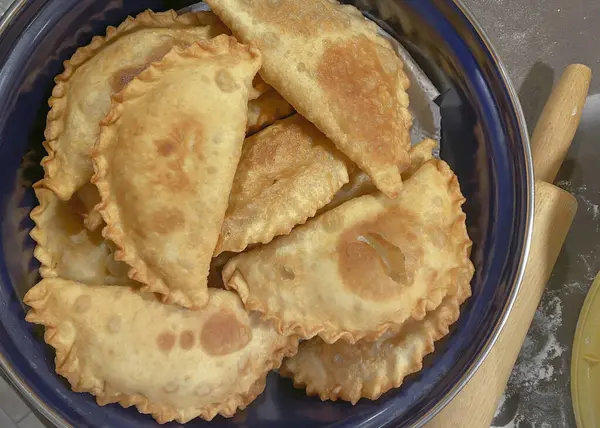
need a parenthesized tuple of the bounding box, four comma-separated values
(0, 0, 67, 399)
(0, 0, 67, 425)
(0, 0, 534, 427)
(413, 0, 534, 425)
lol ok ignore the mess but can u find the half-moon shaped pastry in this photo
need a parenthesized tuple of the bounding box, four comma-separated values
(206, 0, 412, 197)
(246, 89, 294, 134)
(40, 9, 228, 200)
(24, 278, 298, 423)
(29, 186, 129, 285)
(281, 298, 463, 404)
(223, 160, 473, 343)
(280, 255, 472, 404)
(216, 114, 352, 255)
(92, 36, 262, 309)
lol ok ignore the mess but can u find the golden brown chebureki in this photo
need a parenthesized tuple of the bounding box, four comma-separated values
(24, 278, 298, 423)
(280, 295, 467, 404)
(223, 160, 473, 344)
(23, 1, 476, 420)
(216, 114, 352, 255)
(206, 0, 412, 198)
(40, 10, 228, 201)
(280, 245, 472, 404)
(92, 36, 262, 309)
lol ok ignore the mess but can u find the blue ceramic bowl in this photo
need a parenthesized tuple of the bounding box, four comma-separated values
(0, 1, 533, 427)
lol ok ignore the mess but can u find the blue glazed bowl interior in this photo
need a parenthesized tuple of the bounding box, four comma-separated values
(0, 0, 531, 427)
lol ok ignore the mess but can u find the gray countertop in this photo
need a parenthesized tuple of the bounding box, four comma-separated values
(463, 1, 600, 427)
(0, 1, 598, 427)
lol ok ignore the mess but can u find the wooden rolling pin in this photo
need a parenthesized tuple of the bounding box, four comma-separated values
(427, 64, 592, 427)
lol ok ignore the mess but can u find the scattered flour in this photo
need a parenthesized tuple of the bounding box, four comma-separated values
(576, 194, 599, 222)
(556, 180, 600, 222)
(492, 133, 599, 426)
(578, 253, 598, 281)
(510, 296, 564, 388)
(492, 295, 569, 427)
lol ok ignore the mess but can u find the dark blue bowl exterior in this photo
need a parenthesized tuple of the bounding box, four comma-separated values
(0, 1, 532, 427)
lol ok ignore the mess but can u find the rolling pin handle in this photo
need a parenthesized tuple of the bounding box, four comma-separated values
(428, 63, 591, 427)
(531, 64, 592, 183)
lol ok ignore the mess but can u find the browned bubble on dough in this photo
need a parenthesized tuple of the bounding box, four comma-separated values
(199, 311, 252, 356)
(156, 331, 176, 353)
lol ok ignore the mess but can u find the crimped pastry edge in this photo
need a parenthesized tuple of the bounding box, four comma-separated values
(280, 291, 468, 404)
(279, 238, 473, 404)
(23, 279, 299, 424)
(216, 177, 347, 254)
(40, 9, 222, 200)
(206, 0, 413, 198)
(91, 35, 261, 309)
(409, 160, 473, 320)
(215, 118, 351, 255)
(223, 159, 474, 344)
(29, 184, 61, 279)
